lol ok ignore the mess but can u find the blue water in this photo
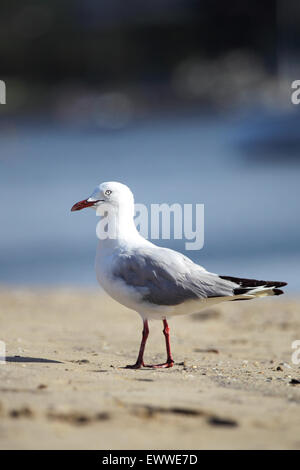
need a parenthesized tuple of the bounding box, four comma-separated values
(0, 110, 299, 291)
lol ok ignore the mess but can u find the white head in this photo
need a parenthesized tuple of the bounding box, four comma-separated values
(71, 181, 134, 217)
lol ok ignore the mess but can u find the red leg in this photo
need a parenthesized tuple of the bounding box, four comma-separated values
(144, 319, 174, 368)
(163, 319, 174, 366)
(126, 319, 149, 369)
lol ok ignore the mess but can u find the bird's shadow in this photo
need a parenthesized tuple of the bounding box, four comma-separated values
(5, 355, 62, 364)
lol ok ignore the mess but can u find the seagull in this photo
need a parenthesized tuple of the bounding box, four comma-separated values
(71, 181, 287, 369)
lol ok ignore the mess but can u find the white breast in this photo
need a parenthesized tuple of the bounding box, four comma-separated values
(95, 241, 144, 312)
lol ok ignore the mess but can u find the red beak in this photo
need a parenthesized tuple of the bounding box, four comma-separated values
(71, 199, 98, 212)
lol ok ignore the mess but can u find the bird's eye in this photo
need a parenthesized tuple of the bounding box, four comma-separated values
(105, 190, 112, 196)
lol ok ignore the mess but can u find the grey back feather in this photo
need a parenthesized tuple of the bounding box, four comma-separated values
(112, 246, 237, 306)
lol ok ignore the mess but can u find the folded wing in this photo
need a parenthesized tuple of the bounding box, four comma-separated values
(112, 246, 238, 306)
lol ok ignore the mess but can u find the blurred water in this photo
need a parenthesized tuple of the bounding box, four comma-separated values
(0, 110, 299, 291)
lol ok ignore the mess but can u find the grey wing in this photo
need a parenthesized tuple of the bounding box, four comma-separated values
(112, 247, 237, 306)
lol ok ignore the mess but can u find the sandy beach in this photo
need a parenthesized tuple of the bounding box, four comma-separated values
(0, 287, 299, 450)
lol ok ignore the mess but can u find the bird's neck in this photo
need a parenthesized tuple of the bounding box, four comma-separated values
(96, 204, 141, 248)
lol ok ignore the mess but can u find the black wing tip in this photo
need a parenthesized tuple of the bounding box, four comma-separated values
(220, 275, 288, 289)
(273, 288, 284, 296)
(234, 286, 285, 296)
(269, 281, 288, 288)
(279, 281, 288, 288)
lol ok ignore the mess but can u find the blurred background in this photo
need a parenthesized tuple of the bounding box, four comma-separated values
(0, 0, 299, 290)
